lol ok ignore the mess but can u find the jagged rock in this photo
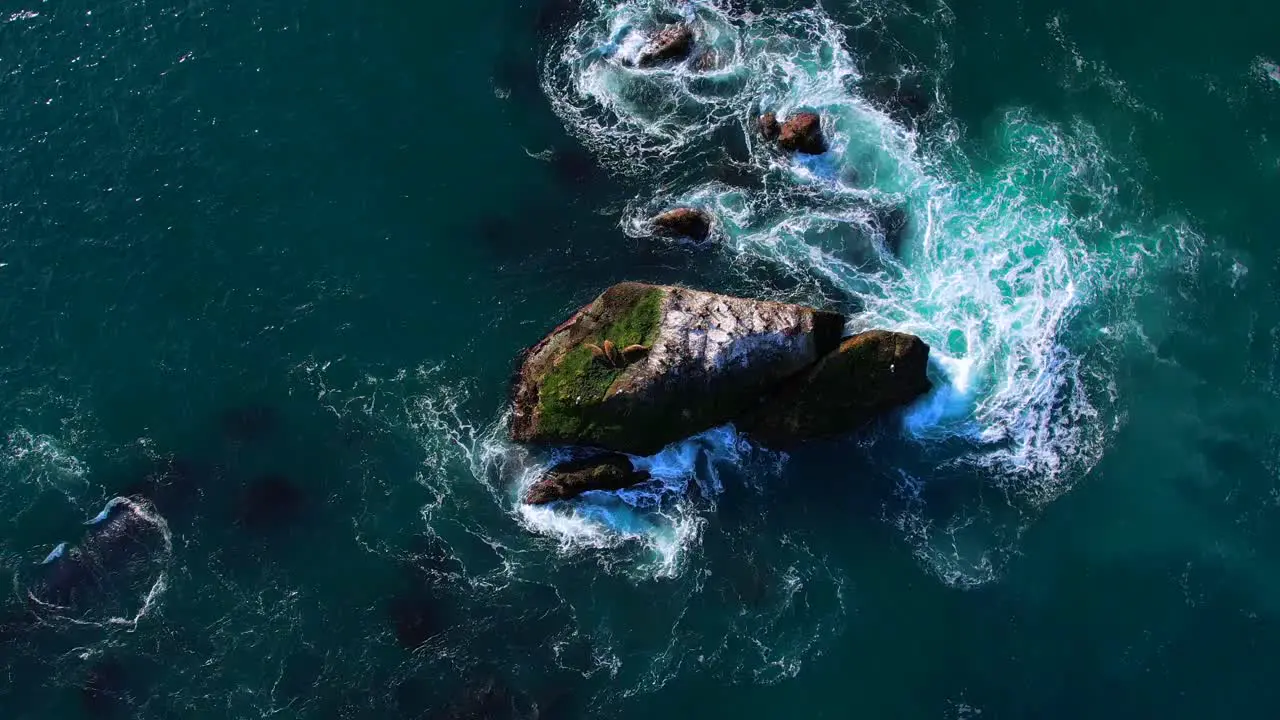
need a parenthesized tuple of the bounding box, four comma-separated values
(743, 330, 931, 447)
(510, 283, 846, 454)
(757, 112, 780, 141)
(636, 25, 694, 68)
(778, 112, 826, 154)
(650, 207, 712, 242)
(525, 454, 651, 504)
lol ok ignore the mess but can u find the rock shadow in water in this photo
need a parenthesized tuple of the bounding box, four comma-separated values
(219, 404, 281, 443)
(435, 673, 539, 720)
(122, 456, 207, 519)
(80, 657, 130, 718)
(235, 473, 306, 531)
(387, 535, 463, 650)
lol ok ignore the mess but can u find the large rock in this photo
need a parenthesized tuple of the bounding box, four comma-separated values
(650, 207, 712, 242)
(777, 112, 827, 154)
(744, 330, 931, 447)
(525, 454, 651, 504)
(636, 25, 694, 68)
(510, 283, 846, 454)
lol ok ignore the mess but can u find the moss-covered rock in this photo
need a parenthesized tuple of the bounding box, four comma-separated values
(743, 330, 931, 448)
(510, 283, 845, 455)
(524, 454, 651, 505)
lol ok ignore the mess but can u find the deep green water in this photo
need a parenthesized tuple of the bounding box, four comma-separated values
(1, 0, 1279, 717)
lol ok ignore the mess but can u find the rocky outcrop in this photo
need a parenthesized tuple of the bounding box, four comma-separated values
(510, 283, 846, 455)
(757, 112, 780, 141)
(777, 112, 826, 154)
(525, 454, 651, 504)
(743, 330, 931, 447)
(636, 25, 694, 68)
(650, 207, 712, 242)
(509, 285, 933, 502)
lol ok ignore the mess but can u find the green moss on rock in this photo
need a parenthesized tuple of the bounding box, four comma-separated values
(530, 285, 665, 443)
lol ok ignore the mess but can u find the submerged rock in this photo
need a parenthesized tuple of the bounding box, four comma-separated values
(389, 592, 446, 650)
(123, 456, 203, 518)
(872, 205, 910, 254)
(81, 658, 128, 716)
(237, 473, 305, 530)
(864, 78, 931, 122)
(777, 112, 827, 154)
(220, 404, 279, 442)
(744, 330, 931, 447)
(636, 24, 694, 68)
(757, 112, 780, 142)
(525, 454, 651, 504)
(650, 207, 712, 242)
(26, 498, 167, 615)
(509, 282, 845, 454)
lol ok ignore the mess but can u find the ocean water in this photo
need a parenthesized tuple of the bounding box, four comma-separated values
(1, 0, 1278, 717)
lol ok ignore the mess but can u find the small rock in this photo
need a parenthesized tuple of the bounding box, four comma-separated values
(636, 24, 694, 67)
(757, 112, 780, 142)
(525, 454, 651, 504)
(650, 207, 712, 242)
(778, 112, 826, 154)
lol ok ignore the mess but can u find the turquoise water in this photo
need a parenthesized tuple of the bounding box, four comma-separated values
(1, 0, 1278, 716)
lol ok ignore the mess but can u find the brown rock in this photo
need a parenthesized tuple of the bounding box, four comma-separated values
(778, 112, 826, 154)
(757, 112, 780, 141)
(636, 25, 694, 68)
(744, 330, 931, 447)
(525, 454, 651, 504)
(650, 207, 712, 242)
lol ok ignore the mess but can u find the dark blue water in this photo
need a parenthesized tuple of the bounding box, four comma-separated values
(1, 0, 1278, 717)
